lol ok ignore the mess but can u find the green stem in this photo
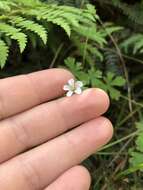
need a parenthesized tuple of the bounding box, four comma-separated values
(99, 130, 139, 151)
(121, 95, 143, 108)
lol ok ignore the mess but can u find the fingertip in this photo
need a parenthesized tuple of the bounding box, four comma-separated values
(80, 116, 114, 153)
(99, 116, 114, 143)
(81, 88, 110, 116)
(95, 88, 110, 111)
(74, 165, 91, 189)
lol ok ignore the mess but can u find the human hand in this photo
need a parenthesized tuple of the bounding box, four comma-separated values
(0, 69, 113, 190)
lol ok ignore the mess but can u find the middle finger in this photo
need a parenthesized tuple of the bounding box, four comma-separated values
(0, 88, 109, 163)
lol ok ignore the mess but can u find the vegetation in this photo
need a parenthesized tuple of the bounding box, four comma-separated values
(0, 0, 143, 189)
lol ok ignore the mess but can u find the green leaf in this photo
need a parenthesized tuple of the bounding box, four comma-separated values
(130, 152, 143, 168)
(116, 163, 143, 179)
(108, 87, 121, 100)
(103, 72, 125, 100)
(0, 23, 27, 52)
(136, 134, 143, 152)
(106, 72, 114, 82)
(64, 57, 90, 85)
(120, 34, 143, 54)
(75, 26, 107, 46)
(111, 76, 126, 86)
(11, 16, 47, 44)
(0, 39, 9, 68)
(129, 122, 143, 172)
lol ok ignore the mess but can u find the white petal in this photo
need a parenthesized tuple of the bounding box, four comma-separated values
(68, 79, 75, 86)
(74, 87, 82, 95)
(75, 81, 83, 88)
(66, 90, 73, 97)
(63, 85, 70, 91)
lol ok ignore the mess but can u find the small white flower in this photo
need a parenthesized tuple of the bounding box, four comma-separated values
(63, 78, 83, 97)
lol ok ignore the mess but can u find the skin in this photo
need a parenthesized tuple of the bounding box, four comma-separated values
(0, 69, 113, 190)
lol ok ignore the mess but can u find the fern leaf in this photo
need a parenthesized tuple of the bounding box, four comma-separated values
(46, 17, 71, 36)
(75, 25, 107, 46)
(21, 4, 97, 37)
(10, 16, 47, 44)
(120, 34, 143, 54)
(0, 1, 11, 11)
(0, 23, 27, 52)
(12, 0, 41, 7)
(133, 39, 143, 54)
(0, 39, 9, 68)
(0, 0, 18, 12)
(38, 7, 72, 36)
(23, 8, 71, 36)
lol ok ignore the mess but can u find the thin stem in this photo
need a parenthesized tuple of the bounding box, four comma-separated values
(99, 130, 139, 151)
(98, 19, 133, 113)
(121, 95, 143, 108)
(117, 107, 141, 128)
(82, 37, 89, 66)
(49, 43, 64, 69)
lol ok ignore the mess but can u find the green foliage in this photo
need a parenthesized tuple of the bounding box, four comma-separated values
(129, 122, 143, 171)
(0, 22, 27, 52)
(102, 72, 126, 100)
(0, 0, 124, 69)
(120, 34, 143, 54)
(44, 0, 90, 7)
(10, 16, 48, 45)
(112, 1, 143, 26)
(71, 23, 123, 64)
(97, 0, 143, 26)
(0, 39, 8, 68)
(64, 57, 126, 100)
(0, 0, 99, 68)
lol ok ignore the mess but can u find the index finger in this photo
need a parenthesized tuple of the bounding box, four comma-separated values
(0, 69, 73, 119)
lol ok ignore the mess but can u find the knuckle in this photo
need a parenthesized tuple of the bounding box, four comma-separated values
(55, 99, 70, 130)
(16, 156, 40, 190)
(63, 133, 79, 162)
(8, 117, 31, 150)
(25, 74, 42, 103)
(0, 94, 6, 120)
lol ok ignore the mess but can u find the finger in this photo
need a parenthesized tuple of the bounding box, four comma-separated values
(0, 117, 113, 190)
(46, 166, 91, 190)
(0, 88, 109, 162)
(0, 69, 73, 119)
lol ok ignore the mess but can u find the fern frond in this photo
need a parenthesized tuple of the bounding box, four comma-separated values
(0, 0, 18, 12)
(97, 0, 143, 26)
(21, 4, 97, 37)
(11, 0, 41, 7)
(75, 25, 106, 46)
(72, 34, 104, 64)
(0, 39, 9, 68)
(22, 7, 72, 36)
(10, 16, 47, 44)
(0, 23, 27, 52)
(0, 0, 104, 68)
(120, 34, 143, 54)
